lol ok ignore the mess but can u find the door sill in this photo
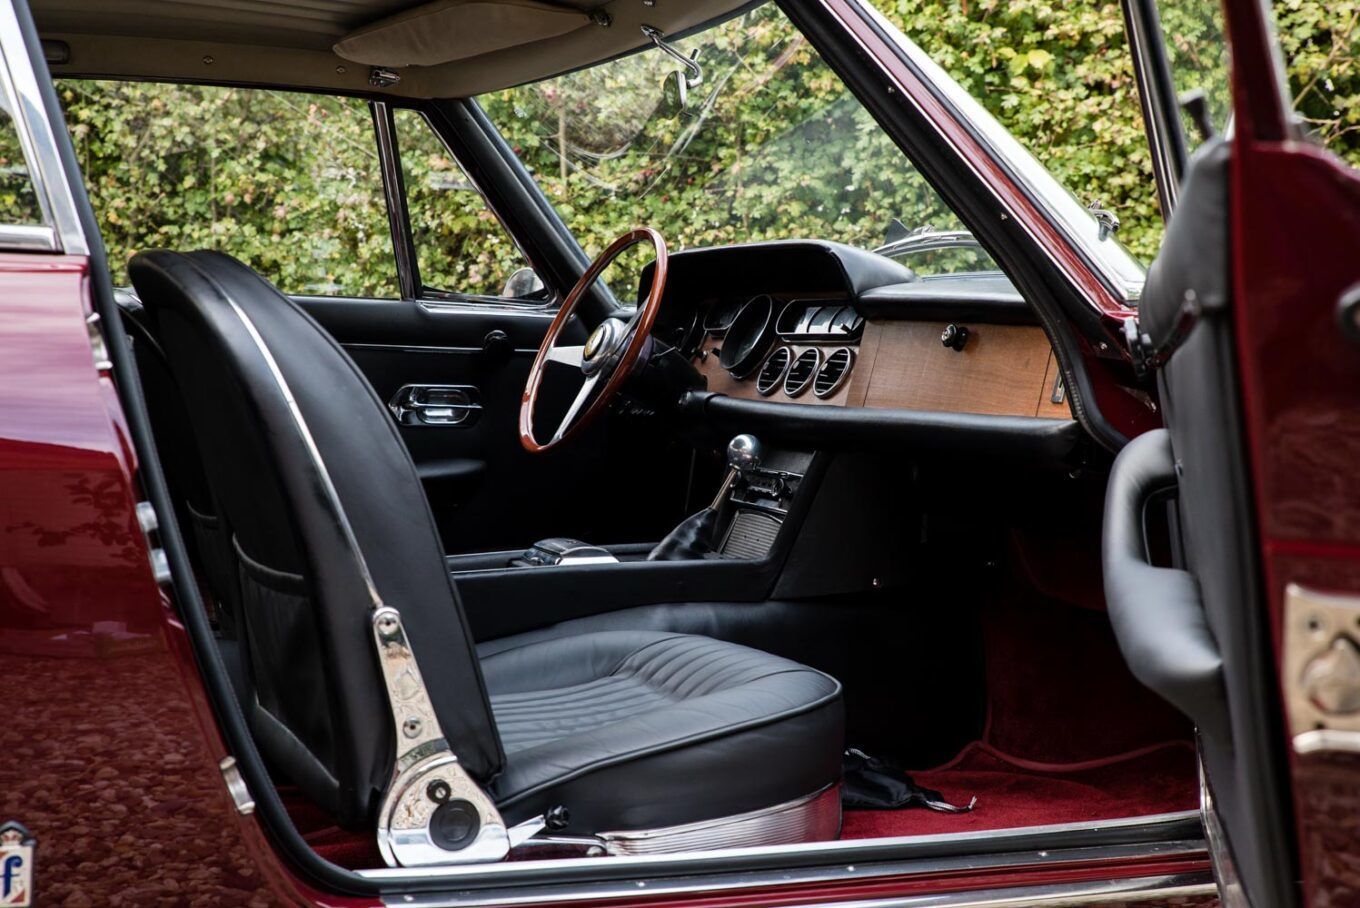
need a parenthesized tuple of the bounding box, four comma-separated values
(356, 810, 1206, 902)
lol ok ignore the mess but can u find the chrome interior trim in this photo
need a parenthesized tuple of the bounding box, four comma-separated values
(378, 838, 1211, 906)
(419, 298, 558, 317)
(0, 1, 88, 254)
(344, 342, 540, 355)
(600, 785, 840, 856)
(359, 810, 1203, 885)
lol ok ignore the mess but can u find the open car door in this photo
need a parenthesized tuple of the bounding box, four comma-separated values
(1105, 0, 1360, 904)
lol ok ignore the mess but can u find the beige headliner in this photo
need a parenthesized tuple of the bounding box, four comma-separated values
(32, 0, 746, 98)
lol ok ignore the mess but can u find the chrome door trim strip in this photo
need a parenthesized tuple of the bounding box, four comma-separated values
(0, 223, 56, 251)
(381, 840, 1211, 907)
(0, 1, 87, 254)
(343, 342, 539, 355)
(360, 810, 1203, 886)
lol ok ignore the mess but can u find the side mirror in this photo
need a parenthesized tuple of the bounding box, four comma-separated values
(501, 267, 545, 299)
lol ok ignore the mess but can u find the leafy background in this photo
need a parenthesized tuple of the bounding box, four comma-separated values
(0, 0, 1351, 296)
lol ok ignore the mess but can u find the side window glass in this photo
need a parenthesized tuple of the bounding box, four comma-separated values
(0, 96, 45, 228)
(1155, 0, 1231, 148)
(58, 81, 395, 296)
(392, 108, 541, 300)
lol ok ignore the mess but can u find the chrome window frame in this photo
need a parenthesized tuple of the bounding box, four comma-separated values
(0, 0, 86, 255)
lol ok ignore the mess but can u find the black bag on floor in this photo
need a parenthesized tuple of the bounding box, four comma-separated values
(842, 748, 976, 813)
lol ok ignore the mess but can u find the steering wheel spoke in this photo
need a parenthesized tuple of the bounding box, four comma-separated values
(545, 344, 585, 367)
(551, 373, 602, 443)
(520, 228, 668, 454)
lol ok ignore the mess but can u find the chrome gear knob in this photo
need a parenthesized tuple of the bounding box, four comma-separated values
(726, 434, 764, 473)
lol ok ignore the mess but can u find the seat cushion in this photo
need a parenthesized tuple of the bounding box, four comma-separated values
(481, 630, 843, 834)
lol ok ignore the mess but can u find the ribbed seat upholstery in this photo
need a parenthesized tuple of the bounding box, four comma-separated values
(483, 631, 843, 833)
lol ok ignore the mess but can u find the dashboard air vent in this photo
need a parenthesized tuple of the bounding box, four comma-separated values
(814, 347, 855, 398)
(755, 347, 791, 396)
(783, 348, 821, 398)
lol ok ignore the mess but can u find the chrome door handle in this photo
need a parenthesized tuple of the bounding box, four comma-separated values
(388, 385, 482, 427)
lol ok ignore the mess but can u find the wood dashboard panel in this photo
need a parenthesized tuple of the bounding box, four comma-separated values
(692, 320, 1071, 418)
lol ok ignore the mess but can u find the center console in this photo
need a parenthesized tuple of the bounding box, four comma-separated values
(443, 435, 822, 640)
(712, 435, 809, 560)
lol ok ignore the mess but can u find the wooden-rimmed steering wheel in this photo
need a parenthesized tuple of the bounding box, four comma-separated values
(519, 228, 669, 453)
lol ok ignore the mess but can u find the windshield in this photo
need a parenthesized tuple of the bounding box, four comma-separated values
(479, 2, 999, 290)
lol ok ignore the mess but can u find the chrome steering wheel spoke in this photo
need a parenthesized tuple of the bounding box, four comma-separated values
(551, 373, 602, 443)
(545, 344, 585, 368)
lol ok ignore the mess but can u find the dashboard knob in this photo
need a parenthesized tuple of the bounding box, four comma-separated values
(941, 323, 970, 352)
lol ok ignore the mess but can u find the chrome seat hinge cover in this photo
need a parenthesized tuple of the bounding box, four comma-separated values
(371, 605, 519, 866)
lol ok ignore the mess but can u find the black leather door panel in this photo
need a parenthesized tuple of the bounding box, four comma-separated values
(296, 296, 605, 553)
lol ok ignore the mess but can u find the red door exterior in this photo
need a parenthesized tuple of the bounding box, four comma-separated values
(1220, 0, 1360, 901)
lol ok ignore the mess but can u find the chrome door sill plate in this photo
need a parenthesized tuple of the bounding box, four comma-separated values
(360, 809, 1203, 887)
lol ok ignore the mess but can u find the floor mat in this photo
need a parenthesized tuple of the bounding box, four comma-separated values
(840, 740, 1197, 839)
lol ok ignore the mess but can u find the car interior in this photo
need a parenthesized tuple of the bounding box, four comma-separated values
(29, 0, 1201, 878)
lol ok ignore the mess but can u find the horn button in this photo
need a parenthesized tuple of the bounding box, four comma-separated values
(582, 317, 628, 376)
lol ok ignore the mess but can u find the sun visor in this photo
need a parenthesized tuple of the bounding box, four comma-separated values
(334, 0, 592, 67)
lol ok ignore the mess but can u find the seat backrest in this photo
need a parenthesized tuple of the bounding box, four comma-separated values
(118, 303, 243, 638)
(129, 250, 504, 826)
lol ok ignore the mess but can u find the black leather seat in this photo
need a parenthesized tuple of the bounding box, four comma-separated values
(128, 250, 843, 847)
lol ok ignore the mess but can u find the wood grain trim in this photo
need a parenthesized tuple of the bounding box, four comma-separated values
(860, 321, 1053, 417)
(690, 320, 1071, 419)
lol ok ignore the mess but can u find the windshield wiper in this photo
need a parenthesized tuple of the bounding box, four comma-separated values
(872, 222, 981, 258)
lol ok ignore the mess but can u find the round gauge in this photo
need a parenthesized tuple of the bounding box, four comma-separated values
(653, 308, 703, 355)
(718, 295, 776, 378)
(703, 298, 744, 335)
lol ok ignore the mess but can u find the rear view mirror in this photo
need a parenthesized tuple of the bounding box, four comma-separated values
(643, 25, 702, 120)
(659, 69, 688, 119)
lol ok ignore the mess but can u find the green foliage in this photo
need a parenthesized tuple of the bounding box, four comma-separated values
(29, 0, 1360, 296)
(395, 108, 531, 296)
(60, 81, 394, 294)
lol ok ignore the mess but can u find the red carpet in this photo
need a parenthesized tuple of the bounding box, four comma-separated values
(841, 739, 1197, 839)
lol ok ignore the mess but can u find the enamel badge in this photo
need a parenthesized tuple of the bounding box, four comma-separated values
(0, 823, 34, 907)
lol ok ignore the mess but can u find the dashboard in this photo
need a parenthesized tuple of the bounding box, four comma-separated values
(649, 240, 1072, 420)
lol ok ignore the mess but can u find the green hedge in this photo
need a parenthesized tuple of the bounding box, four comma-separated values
(45, 0, 1360, 294)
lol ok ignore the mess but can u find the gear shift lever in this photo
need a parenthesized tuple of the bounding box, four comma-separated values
(711, 434, 763, 509)
(649, 435, 763, 561)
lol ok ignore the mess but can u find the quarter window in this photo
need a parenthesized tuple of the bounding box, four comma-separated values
(0, 96, 45, 228)
(393, 108, 539, 299)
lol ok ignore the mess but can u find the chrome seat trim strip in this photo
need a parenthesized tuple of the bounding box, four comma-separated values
(599, 785, 841, 855)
